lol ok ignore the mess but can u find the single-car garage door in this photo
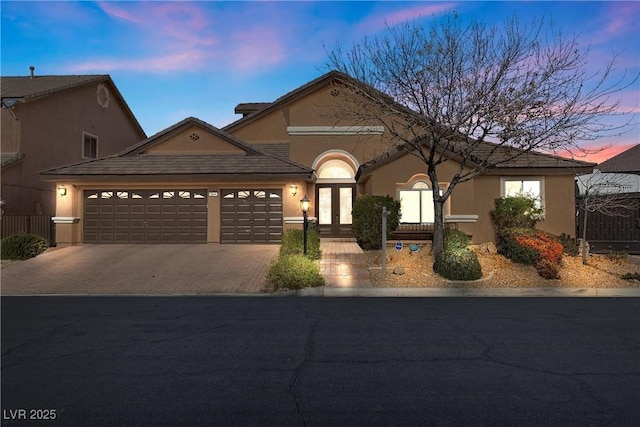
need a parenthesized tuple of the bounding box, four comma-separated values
(220, 189, 283, 243)
(84, 189, 207, 244)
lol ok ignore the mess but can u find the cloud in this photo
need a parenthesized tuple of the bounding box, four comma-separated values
(68, 2, 294, 74)
(357, 3, 456, 33)
(68, 2, 218, 73)
(602, 2, 640, 37)
(98, 1, 139, 24)
(69, 48, 212, 73)
(230, 26, 288, 71)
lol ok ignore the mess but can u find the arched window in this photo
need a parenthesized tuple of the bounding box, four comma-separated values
(317, 159, 354, 179)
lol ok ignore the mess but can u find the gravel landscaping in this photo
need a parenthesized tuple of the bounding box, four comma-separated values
(365, 244, 640, 288)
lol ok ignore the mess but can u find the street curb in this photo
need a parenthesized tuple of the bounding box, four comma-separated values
(295, 287, 640, 297)
(2, 288, 638, 298)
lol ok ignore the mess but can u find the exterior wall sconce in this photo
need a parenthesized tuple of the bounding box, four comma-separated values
(300, 195, 310, 255)
(289, 184, 298, 197)
(57, 185, 67, 197)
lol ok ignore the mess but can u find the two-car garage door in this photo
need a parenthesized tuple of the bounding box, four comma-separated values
(83, 189, 208, 244)
(83, 188, 283, 244)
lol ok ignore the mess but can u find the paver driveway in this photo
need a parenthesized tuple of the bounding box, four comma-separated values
(0, 244, 279, 295)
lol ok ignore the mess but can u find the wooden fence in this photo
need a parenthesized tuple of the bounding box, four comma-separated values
(0, 214, 56, 246)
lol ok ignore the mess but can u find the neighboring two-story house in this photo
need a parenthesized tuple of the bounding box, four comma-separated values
(1, 69, 146, 216)
(41, 71, 594, 245)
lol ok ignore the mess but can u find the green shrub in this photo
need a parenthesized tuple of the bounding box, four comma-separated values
(0, 233, 48, 260)
(443, 228, 471, 252)
(490, 196, 543, 240)
(265, 254, 325, 291)
(280, 228, 321, 260)
(433, 248, 483, 281)
(557, 233, 580, 256)
(352, 195, 400, 250)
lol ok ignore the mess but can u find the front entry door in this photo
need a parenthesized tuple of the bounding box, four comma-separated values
(316, 184, 355, 238)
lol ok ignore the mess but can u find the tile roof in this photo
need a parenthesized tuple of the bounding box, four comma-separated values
(1, 75, 108, 100)
(40, 154, 312, 178)
(234, 102, 272, 116)
(357, 140, 595, 179)
(1, 153, 24, 168)
(251, 143, 290, 159)
(40, 118, 312, 179)
(597, 144, 640, 174)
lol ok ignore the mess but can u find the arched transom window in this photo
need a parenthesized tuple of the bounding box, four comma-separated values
(317, 159, 355, 180)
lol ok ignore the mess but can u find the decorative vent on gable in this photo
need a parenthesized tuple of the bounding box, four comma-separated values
(96, 84, 110, 108)
(330, 88, 340, 97)
(189, 133, 200, 141)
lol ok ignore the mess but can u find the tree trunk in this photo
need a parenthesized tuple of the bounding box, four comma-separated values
(432, 199, 445, 257)
(581, 202, 589, 265)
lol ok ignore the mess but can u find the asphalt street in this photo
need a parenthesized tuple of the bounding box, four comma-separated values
(2, 296, 639, 426)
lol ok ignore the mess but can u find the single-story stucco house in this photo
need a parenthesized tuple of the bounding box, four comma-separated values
(41, 71, 594, 245)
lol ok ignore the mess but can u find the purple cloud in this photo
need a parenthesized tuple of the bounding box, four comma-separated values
(357, 3, 456, 33)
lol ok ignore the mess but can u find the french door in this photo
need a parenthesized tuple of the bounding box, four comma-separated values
(315, 183, 355, 238)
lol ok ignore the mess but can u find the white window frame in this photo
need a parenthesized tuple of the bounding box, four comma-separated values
(500, 177, 545, 211)
(398, 180, 444, 224)
(82, 131, 98, 159)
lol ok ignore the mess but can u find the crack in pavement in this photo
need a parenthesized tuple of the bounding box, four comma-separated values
(1, 319, 248, 370)
(288, 318, 319, 427)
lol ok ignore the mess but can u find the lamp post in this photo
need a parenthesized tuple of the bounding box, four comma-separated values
(300, 195, 310, 256)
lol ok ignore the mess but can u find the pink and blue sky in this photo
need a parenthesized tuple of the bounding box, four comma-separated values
(2, 1, 638, 163)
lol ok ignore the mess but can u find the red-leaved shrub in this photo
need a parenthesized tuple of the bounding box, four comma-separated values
(514, 231, 563, 264)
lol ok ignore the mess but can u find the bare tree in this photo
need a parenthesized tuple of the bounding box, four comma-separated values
(576, 171, 640, 264)
(327, 13, 637, 256)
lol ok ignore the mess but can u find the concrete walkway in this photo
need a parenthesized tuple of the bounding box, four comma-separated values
(319, 239, 371, 288)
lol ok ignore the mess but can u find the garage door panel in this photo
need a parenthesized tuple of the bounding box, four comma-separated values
(131, 205, 145, 214)
(220, 189, 282, 243)
(99, 206, 114, 214)
(115, 205, 129, 214)
(85, 205, 99, 214)
(146, 205, 161, 214)
(84, 189, 207, 244)
(99, 219, 114, 228)
(115, 219, 130, 228)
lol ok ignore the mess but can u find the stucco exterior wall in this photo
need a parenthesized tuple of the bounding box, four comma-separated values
(1, 82, 143, 214)
(471, 173, 578, 243)
(145, 125, 245, 154)
(1, 109, 21, 152)
(229, 85, 387, 167)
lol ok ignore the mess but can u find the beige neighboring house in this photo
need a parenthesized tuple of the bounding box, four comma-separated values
(1, 69, 146, 216)
(41, 71, 594, 245)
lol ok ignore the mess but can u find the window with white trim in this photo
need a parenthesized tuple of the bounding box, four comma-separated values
(83, 132, 98, 159)
(399, 180, 440, 223)
(501, 177, 544, 208)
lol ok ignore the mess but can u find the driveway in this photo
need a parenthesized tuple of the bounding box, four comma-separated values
(0, 244, 279, 295)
